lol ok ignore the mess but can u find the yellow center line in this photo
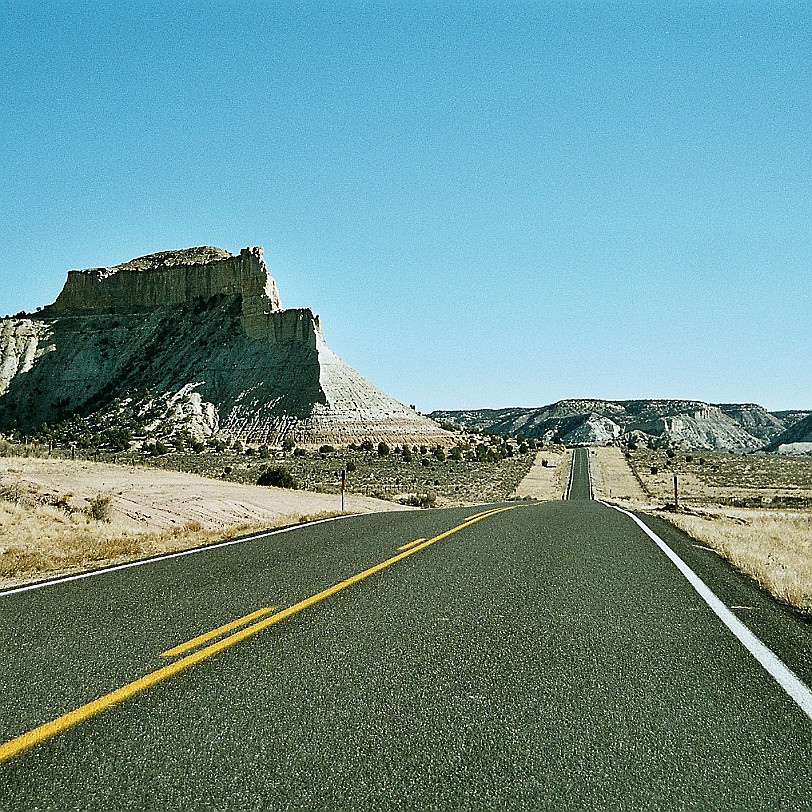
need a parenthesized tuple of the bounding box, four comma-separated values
(397, 538, 426, 552)
(0, 505, 517, 764)
(161, 606, 279, 658)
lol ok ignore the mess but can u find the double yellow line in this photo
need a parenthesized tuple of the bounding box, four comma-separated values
(0, 505, 515, 763)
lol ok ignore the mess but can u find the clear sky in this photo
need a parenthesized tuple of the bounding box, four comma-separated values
(1, 1, 810, 412)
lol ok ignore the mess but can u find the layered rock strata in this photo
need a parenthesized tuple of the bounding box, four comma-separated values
(432, 400, 812, 452)
(0, 246, 450, 447)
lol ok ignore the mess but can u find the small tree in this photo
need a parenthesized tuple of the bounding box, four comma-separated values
(282, 437, 295, 452)
(377, 442, 390, 457)
(257, 466, 299, 489)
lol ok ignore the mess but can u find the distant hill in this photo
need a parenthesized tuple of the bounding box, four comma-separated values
(763, 413, 812, 455)
(0, 246, 451, 448)
(430, 399, 812, 453)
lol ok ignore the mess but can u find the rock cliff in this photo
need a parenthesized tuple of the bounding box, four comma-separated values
(0, 246, 450, 447)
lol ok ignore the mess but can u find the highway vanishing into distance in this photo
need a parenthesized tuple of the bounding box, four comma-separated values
(1, 448, 811, 809)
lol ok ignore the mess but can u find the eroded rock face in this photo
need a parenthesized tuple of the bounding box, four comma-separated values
(50, 246, 282, 328)
(0, 246, 451, 447)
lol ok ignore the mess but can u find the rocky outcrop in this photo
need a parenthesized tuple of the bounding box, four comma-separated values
(0, 246, 451, 447)
(764, 414, 812, 456)
(432, 400, 812, 453)
(49, 246, 282, 337)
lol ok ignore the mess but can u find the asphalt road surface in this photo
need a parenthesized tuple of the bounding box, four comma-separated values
(1, 453, 811, 809)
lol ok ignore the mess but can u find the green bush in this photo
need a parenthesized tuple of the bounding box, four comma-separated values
(346, 460, 357, 472)
(377, 442, 390, 457)
(282, 437, 295, 452)
(319, 445, 335, 454)
(257, 466, 299, 489)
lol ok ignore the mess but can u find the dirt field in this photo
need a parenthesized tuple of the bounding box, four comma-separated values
(513, 448, 570, 501)
(0, 457, 406, 589)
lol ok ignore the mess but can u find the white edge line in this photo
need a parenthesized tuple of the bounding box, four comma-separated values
(605, 502, 812, 723)
(565, 449, 576, 500)
(0, 513, 360, 599)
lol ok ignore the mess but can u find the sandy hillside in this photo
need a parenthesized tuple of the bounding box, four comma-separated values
(0, 457, 405, 532)
(0, 457, 409, 589)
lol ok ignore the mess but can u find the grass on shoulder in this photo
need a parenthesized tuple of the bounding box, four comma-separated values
(590, 446, 812, 614)
(0, 494, 340, 589)
(660, 507, 812, 615)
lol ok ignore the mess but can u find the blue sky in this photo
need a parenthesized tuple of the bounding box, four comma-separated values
(1, 1, 810, 411)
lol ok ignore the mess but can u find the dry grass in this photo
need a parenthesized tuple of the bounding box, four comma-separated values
(0, 490, 340, 589)
(625, 448, 812, 507)
(591, 446, 812, 613)
(662, 509, 812, 614)
(513, 448, 570, 501)
(589, 447, 647, 502)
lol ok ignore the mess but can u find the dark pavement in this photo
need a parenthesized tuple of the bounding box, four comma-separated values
(1, 456, 810, 809)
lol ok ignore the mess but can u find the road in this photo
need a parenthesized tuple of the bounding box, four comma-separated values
(567, 446, 593, 500)
(1, 453, 811, 809)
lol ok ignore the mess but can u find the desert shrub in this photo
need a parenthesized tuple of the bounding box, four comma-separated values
(360, 439, 374, 452)
(85, 493, 112, 522)
(293, 447, 307, 457)
(377, 442, 390, 457)
(257, 466, 299, 489)
(346, 460, 357, 472)
(190, 439, 206, 453)
(402, 491, 437, 508)
(259, 445, 272, 459)
(433, 446, 446, 462)
(402, 448, 413, 463)
(319, 445, 335, 454)
(282, 437, 295, 452)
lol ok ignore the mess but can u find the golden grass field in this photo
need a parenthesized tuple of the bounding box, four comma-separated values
(591, 446, 812, 614)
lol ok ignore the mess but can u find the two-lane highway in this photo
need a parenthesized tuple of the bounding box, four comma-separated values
(1, 462, 811, 809)
(567, 447, 593, 500)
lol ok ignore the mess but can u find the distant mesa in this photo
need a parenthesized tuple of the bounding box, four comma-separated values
(0, 246, 451, 447)
(431, 400, 812, 454)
